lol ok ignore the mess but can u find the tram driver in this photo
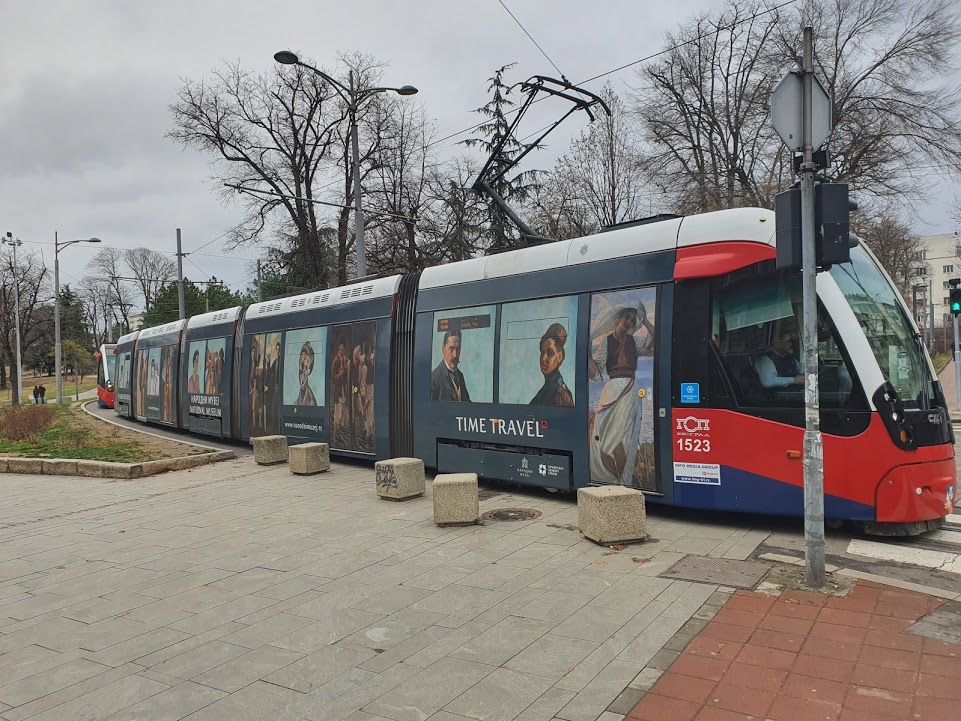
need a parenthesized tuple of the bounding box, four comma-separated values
(754, 330, 803, 389)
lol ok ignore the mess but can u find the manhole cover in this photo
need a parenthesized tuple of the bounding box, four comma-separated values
(481, 508, 542, 522)
(659, 556, 771, 589)
(478, 489, 504, 501)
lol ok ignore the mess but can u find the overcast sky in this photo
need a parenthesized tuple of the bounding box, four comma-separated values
(2, 0, 959, 297)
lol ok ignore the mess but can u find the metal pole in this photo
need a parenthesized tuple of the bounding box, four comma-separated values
(954, 312, 961, 412)
(257, 260, 263, 302)
(800, 26, 825, 588)
(3, 234, 23, 406)
(176, 228, 186, 320)
(350, 71, 367, 278)
(54, 231, 63, 405)
(929, 279, 935, 352)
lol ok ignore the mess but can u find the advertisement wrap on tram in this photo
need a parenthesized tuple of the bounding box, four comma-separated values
(113, 207, 956, 535)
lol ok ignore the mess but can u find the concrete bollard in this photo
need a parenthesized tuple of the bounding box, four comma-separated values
(375, 457, 426, 500)
(289, 442, 330, 475)
(252, 435, 288, 465)
(433, 473, 479, 525)
(577, 485, 647, 544)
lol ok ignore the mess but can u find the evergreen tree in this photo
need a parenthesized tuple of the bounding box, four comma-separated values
(140, 278, 244, 327)
(462, 64, 543, 252)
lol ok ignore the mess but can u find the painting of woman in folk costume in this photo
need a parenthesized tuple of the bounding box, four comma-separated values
(588, 288, 657, 490)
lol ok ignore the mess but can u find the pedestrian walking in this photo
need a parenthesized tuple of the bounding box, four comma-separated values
(32, 386, 39, 404)
(38, 384, 46, 404)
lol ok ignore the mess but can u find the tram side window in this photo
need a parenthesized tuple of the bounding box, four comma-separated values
(711, 274, 860, 409)
(497, 296, 578, 407)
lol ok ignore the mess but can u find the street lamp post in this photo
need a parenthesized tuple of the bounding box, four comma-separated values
(273, 50, 417, 278)
(2, 233, 23, 406)
(54, 232, 101, 404)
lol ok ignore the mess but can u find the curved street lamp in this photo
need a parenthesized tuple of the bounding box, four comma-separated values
(274, 50, 418, 278)
(54, 233, 101, 404)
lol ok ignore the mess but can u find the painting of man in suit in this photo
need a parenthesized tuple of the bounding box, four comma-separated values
(431, 329, 470, 402)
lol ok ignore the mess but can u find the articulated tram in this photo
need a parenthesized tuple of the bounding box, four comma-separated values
(95, 343, 118, 408)
(114, 208, 956, 534)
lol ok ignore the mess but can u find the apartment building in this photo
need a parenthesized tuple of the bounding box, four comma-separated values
(912, 231, 961, 333)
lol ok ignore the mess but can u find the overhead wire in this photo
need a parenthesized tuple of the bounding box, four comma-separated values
(496, 0, 568, 82)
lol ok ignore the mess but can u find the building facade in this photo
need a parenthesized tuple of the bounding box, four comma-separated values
(913, 232, 961, 330)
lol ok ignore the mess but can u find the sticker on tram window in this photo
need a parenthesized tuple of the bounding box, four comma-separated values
(680, 383, 699, 403)
(673, 462, 721, 486)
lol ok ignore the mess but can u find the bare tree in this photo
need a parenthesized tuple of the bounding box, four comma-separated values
(169, 61, 343, 289)
(636, 1, 785, 212)
(793, 0, 961, 201)
(124, 247, 176, 311)
(0, 248, 50, 402)
(86, 248, 136, 330)
(853, 211, 923, 301)
(551, 86, 649, 230)
(364, 100, 440, 273)
(529, 172, 600, 241)
(635, 0, 961, 213)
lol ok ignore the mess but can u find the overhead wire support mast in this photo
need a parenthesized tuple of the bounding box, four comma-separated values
(472, 75, 610, 246)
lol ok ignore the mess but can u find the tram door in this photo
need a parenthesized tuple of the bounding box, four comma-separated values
(587, 285, 661, 493)
(329, 321, 377, 453)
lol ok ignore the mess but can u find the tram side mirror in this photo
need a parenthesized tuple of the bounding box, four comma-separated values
(848, 232, 860, 249)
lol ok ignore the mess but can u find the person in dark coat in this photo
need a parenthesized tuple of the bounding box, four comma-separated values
(431, 329, 471, 402)
(38, 385, 46, 403)
(33, 386, 40, 404)
(530, 323, 573, 407)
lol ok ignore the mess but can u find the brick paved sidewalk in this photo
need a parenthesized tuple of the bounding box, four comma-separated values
(628, 581, 960, 721)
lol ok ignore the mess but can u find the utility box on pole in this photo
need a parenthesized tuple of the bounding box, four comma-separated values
(775, 183, 851, 271)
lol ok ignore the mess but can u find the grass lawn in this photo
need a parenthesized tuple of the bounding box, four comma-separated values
(0, 404, 150, 463)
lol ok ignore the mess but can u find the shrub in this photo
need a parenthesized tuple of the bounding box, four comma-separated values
(0, 405, 56, 443)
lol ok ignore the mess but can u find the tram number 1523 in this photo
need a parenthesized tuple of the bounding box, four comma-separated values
(677, 438, 711, 452)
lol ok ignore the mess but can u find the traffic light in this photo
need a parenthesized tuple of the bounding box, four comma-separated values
(775, 182, 853, 271)
(951, 288, 961, 316)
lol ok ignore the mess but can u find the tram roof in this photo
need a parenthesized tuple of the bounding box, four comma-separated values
(186, 306, 243, 330)
(420, 207, 775, 291)
(136, 319, 187, 343)
(116, 330, 139, 345)
(245, 275, 401, 320)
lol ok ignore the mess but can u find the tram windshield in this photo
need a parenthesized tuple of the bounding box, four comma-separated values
(829, 245, 932, 408)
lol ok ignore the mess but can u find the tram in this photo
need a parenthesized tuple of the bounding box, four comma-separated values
(114, 207, 956, 534)
(95, 343, 118, 408)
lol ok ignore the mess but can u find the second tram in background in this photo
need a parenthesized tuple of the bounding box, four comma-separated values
(95, 343, 118, 408)
(112, 207, 957, 536)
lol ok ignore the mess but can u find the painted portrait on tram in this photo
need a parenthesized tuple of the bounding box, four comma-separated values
(498, 296, 577, 407)
(430, 305, 495, 403)
(588, 287, 657, 490)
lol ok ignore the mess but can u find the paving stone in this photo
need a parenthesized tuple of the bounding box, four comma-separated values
(148, 640, 250, 680)
(555, 660, 643, 721)
(184, 680, 302, 720)
(514, 688, 577, 721)
(272, 608, 386, 654)
(85, 627, 192, 667)
(513, 591, 594, 623)
(0, 658, 112, 707)
(23, 674, 169, 721)
(218, 613, 316, 649)
(504, 634, 601, 681)
(0, 644, 69, 686)
(101, 681, 227, 721)
(363, 657, 495, 721)
(264, 646, 378, 693)
(192, 645, 304, 692)
(450, 615, 555, 666)
(445, 667, 555, 721)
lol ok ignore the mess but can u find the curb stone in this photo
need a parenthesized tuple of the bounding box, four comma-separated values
(1, 450, 235, 478)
